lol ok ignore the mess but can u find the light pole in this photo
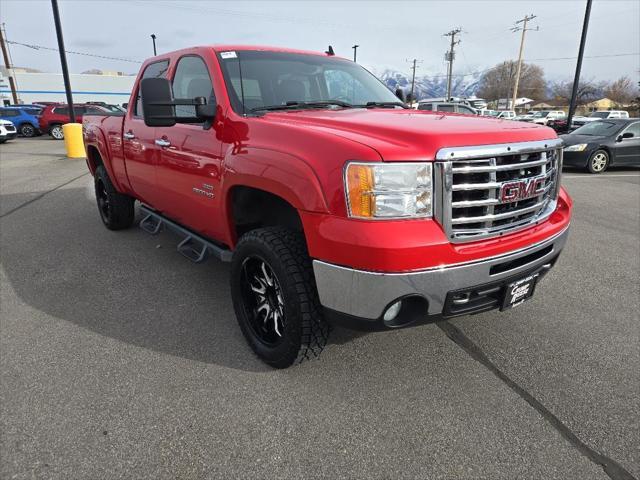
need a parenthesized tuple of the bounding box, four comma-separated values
(352, 44, 359, 62)
(51, 0, 74, 122)
(151, 34, 157, 56)
(567, 0, 592, 132)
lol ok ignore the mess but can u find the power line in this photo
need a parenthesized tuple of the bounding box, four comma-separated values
(6, 39, 143, 64)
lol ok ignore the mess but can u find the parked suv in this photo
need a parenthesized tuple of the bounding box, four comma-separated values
(0, 106, 41, 137)
(416, 101, 478, 115)
(0, 119, 17, 143)
(39, 104, 122, 139)
(571, 110, 629, 128)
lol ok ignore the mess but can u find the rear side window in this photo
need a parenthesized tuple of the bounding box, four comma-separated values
(172, 56, 215, 119)
(458, 105, 476, 114)
(54, 107, 69, 115)
(134, 60, 170, 117)
(1, 109, 18, 117)
(417, 103, 432, 111)
(437, 104, 455, 112)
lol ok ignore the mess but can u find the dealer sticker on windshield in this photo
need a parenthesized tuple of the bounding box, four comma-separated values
(220, 51, 237, 59)
(501, 274, 538, 310)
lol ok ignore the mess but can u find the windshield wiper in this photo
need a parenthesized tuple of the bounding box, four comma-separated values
(359, 101, 408, 109)
(250, 100, 354, 113)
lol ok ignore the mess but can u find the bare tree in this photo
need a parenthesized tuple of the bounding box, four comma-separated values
(477, 61, 546, 101)
(550, 79, 605, 106)
(604, 76, 636, 105)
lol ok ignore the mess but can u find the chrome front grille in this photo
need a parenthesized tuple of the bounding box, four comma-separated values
(434, 139, 564, 243)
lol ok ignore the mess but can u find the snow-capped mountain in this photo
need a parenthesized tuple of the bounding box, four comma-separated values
(367, 66, 484, 100)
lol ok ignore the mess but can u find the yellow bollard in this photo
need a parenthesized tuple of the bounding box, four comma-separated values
(62, 123, 86, 158)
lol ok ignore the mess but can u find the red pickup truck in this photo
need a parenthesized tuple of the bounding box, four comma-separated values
(83, 45, 572, 368)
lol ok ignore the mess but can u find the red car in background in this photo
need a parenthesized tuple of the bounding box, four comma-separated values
(39, 103, 123, 139)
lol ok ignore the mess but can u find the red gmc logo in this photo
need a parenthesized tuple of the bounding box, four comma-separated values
(499, 175, 546, 202)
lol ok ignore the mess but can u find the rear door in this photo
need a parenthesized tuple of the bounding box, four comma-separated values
(153, 54, 225, 239)
(122, 59, 170, 206)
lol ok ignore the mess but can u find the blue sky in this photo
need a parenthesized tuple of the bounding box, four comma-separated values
(3, 0, 639, 82)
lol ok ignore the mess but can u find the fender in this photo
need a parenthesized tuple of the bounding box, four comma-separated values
(220, 147, 329, 245)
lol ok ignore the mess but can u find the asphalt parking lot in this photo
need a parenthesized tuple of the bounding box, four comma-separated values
(1, 137, 638, 480)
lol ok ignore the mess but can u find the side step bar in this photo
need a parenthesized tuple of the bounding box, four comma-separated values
(139, 205, 232, 263)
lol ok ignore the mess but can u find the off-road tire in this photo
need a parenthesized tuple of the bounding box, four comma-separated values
(587, 149, 609, 174)
(230, 227, 330, 368)
(94, 166, 135, 230)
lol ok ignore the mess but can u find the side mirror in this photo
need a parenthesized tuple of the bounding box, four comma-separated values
(395, 87, 406, 103)
(141, 77, 176, 127)
(195, 97, 216, 119)
(622, 132, 634, 140)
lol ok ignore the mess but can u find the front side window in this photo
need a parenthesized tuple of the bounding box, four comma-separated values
(623, 122, 640, 138)
(54, 107, 69, 115)
(590, 112, 609, 118)
(217, 50, 402, 114)
(172, 56, 215, 119)
(458, 105, 476, 114)
(134, 60, 170, 116)
(417, 103, 433, 111)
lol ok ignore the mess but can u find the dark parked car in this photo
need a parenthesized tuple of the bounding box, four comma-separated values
(562, 119, 640, 173)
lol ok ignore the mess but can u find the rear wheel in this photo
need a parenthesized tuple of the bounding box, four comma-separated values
(587, 149, 609, 174)
(230, 227, 329, 368)
(94, 166, 135, 230)
(50, 125, 64, 140)
(19, 123, 36, 137)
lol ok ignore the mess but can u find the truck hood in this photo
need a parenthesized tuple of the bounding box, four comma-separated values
(259, 109, 557, 160)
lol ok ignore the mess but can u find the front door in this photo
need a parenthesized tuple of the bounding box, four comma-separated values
(153, 54, 225, 240)
(615, 122, 640, 165)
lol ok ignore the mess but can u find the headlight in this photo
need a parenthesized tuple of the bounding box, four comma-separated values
(345, 162, 432, 219)
(564, 143, 588, 152)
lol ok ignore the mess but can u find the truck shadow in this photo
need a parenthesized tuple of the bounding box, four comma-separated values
(1, 187, 365, 373)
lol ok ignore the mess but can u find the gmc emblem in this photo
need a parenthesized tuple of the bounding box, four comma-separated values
(499, 175, 546, 202)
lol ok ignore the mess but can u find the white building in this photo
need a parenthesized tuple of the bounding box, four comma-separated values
(0, 67, 136, 105)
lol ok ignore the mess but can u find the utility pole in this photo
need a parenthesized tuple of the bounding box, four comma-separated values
(151, 34, 157, 56)
(567, 0, 592, 132)
(511, 14, 538, 111)
(406, 58, 422, 104)
(443, 28, 462, 100)
(0, 24, 19, 104)
(352, 44, 359, 62)
(51, 0, 75, 122)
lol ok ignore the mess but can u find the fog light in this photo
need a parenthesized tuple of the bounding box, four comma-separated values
(383, 300, 402, 322)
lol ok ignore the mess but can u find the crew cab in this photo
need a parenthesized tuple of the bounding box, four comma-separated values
(83, 45, 572, 368)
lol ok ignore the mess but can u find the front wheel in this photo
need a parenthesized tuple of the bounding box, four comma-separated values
(20, 123, 36, 137)
(587, 149, 609, 174)
(50, 125, 64, 140)
(230, 227, 330, 368)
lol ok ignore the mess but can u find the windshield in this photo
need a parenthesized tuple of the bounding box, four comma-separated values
(532, 111, 550, 118)
(217, 50, 402, 113)
(572, 121, 621, 136)
(589, 112, 609, 118)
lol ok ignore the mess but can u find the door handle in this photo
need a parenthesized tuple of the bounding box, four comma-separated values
(155, 138, 171, 147)
(123, 131, 135, 140)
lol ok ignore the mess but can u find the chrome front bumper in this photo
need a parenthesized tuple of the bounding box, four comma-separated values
(313, 226, 569, 322)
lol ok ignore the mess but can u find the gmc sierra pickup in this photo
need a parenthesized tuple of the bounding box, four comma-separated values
(83, 45, 572, 368)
